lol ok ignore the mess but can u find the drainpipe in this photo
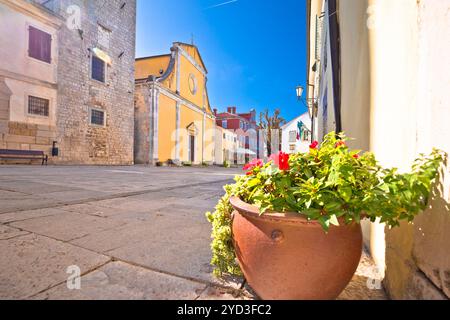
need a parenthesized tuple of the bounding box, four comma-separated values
(328, 0, 342, 133)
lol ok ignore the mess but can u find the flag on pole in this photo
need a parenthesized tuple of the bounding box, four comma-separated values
(297, 121, 303, 141)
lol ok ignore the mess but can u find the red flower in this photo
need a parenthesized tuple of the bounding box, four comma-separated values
(309, 141, 319, 149)
(269, 151, 290, 171)
(243, 158, 264, 173)
(335, 141, 346, 148)
(353, 154, 360, 159)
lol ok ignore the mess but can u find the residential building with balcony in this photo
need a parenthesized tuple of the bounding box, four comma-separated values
(215, 106, 258, 163)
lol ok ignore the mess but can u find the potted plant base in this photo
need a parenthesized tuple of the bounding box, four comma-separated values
(230, 196, 362, 300)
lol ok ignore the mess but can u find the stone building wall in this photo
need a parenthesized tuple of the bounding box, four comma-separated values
(53, 0, 136, 164)
(0, 78, 11, 141)
(0, 122, 56, 164)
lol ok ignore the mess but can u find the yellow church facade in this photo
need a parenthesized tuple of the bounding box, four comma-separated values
(134, 42, 215, 165)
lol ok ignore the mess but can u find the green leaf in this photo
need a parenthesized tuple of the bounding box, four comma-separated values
(325, 201, 341, 211)
(329, 214, 340, 226)
(300, 209, 318, 222)
(318, 216, 330, 232)
(305, 198, 312, 209)
(378, 183, 390, 193)
(247, 178, 260, 188)
(338, 185, 352, 202)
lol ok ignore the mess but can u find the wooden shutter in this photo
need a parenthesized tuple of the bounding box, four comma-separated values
(41, 31, 52, 63)
(28, 26, 52, 63)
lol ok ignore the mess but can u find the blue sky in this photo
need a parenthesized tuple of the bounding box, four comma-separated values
(136, 0, 307, 123)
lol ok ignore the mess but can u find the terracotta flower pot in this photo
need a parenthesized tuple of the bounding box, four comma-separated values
(230, 196, 363, 300)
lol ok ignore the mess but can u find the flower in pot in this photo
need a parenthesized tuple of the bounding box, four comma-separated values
(206, 132, 445, 300)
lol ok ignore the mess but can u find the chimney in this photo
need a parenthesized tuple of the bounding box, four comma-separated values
(250, 108, 256, 122)
(227, 106, 236, 114)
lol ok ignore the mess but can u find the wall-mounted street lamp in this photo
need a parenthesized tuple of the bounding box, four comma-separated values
(296, 85, 317, 116)
(296, 85, 304, 101)
(296, 85, 317, 142)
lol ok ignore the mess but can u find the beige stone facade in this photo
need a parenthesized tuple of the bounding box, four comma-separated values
(0, 0, 61, 162)
(0, 0, 136, 164)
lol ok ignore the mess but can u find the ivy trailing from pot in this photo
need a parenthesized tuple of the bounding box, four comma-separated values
(206, 132, 446, 278)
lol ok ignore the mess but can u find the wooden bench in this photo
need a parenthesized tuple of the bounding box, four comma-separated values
(0, 149, 48, 165)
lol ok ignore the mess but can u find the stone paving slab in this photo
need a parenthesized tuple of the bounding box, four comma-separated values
(159, 202, 220, 222)
(338, 275, 386, 300)
(34, 261, 207, 300)
(10, 211, 127, 242)
(61, 203, 150, 218)
(0, 224, 29, 240)
(40, 190, 111, 203)
(0, 195, 62, 214)
(0, 207, 64, 224)
(0, 189, 27, 200)
(70, 217, 177, 253)
(108, 220, 214, 282)
(0, 233, 110, 299)
(91, 197, 174, 212)
(338, 251, 387, 300)
(197, 285, 254, 300)
(0, 180, 80, 194)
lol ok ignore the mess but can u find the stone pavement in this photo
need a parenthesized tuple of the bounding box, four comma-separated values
(0, 165, 386, 300)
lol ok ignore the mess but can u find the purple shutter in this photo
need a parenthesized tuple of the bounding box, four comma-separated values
(28, 26, 51, 63)
(28, 26, 39, 59)
(41, 31, 52, 63)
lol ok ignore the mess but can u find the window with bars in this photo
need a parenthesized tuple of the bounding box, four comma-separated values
(28, 96, 49, 117)
(91, 55, 106, 82)
(90, 109, 105, 126)
(28, 26, 52, 63)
